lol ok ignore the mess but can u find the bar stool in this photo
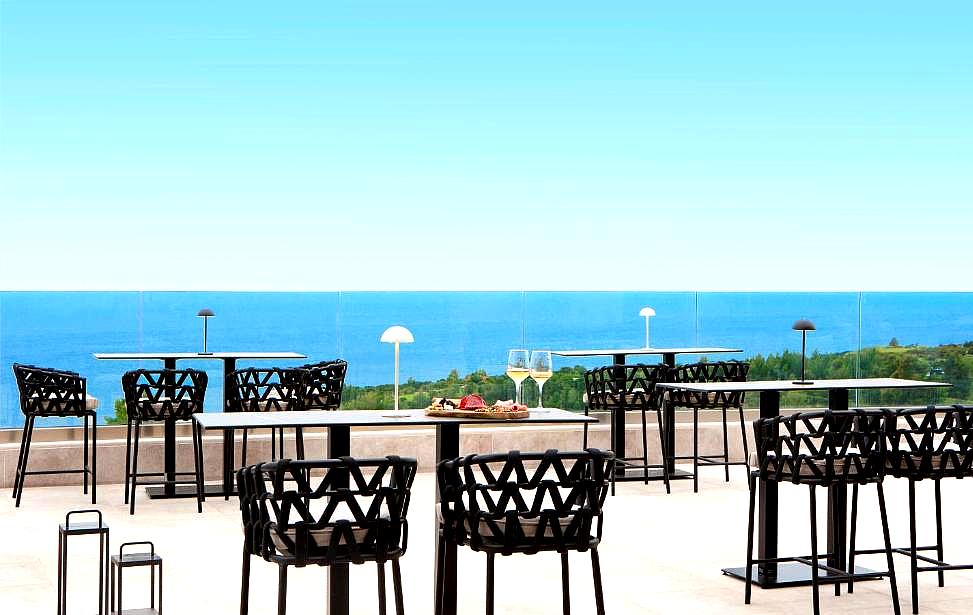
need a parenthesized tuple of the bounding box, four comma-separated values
(58, 509, 109, 615)
(226, 367, 310, 465)
(668, 360, 750, 493)
(111, 541, 163, 615)
(121, 368, 207, 515)
(12, 364, 99, 507)
(437, 448, 614, 615)
(583, 363, 669, 494)
(850, 405, 973, 614)
(745, 409, 900, 615)
(237, 455, 417, 615)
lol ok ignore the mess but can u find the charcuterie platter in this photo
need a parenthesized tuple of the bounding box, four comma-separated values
(425, 395, 529, 420)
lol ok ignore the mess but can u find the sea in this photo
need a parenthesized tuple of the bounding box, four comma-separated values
(1, 291, 971, 428)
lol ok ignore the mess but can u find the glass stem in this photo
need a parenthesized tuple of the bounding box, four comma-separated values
(537, 382, 544, 408)
(515, 382, 522, 405)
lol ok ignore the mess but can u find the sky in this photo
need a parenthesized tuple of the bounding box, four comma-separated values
(1, 2, 971, 290)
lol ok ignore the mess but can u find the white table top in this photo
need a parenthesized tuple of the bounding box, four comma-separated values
(547, 347, 742, 357)
(193, 407, 594, 429)
(656, 378, 950, 393)
(94, 352, 307, 360)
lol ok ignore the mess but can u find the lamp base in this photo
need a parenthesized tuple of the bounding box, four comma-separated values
(198, 352, 214, 356)
(792, 380, 815, 385)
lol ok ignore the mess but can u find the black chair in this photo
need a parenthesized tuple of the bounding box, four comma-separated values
(437, 449, 614, 615)
(226, 367, 310, 466)
(121, 368, 207, 515)
(851, 405, 973, 614)
(667, 361, 750, 493)
(583, 364, 669, 494)
(292, 359, 348, 460)
(745, 410, 900, 615)
(12, 364, 98, 507)
(236, 456, 417, 615)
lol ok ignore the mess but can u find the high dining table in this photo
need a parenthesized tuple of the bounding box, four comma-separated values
(192, 407, 595, 615)
(548, 347, 742, 481)
(94, 351, 306, 498)
(655, 377, 950, 589)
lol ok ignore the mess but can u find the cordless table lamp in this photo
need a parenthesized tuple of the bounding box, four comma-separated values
(197, 309, 215, 355)
(639, 306, 656, 348)
(792, 318, 816, 384)
(381, 325, 414, 411)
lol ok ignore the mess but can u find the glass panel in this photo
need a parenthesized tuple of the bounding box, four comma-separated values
(859, 292, 973, 406)
(697, 292, 861, 409)
(0, 291, 141, 428)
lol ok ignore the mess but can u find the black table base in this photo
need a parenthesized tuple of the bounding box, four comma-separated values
(613, 467, 693, 482)
(145, 483, 233, 499)
(722, 562, 883, 588)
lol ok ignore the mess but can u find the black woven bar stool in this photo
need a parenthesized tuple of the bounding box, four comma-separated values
(226, 367, 309, 466)
(111, 541, 163, 615)
(744, 410, 900, 615)
(583, 364, 669, 494)
(668, 361, 750, 493)
(437, 448, 614, 615)
(848, 405, 973, 614)
(292, 359, 347, 459)
(237, 455, 417, 615)
(12, 364, 99, 507)
(58, 509, 109, 615)
(121, 368, 207, 515)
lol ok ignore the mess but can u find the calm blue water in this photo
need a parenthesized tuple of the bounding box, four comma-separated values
(1, 291, 971, 428)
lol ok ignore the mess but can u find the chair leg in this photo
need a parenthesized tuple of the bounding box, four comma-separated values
(848, 482, 859, 594)
(240, 550, 251, 615)
(197, 422, 206, 503)
(271, 428, 277, 462)
(654, 407, 671, 494)
(909, 479, 919, 614)
(130, 422, 141, 516)
(721, 407, 730, 482)
(738, 405, 750, 482)
(12, 417, 31, 500)
(935, 479, 945, 588)
(392, 557, 405, 615)
(296, 427, 305, 460)
(591, 548, 606, 615)
(83, 414, 89, 495)
(640, 408, 649, 485)
(91, 417, 98, 504)
(277, 565, 288, 615)
(192, 422, 204, 513)
(809, 485, 821, 615)
(878, 482, 902, 615)
(745, 472, 756, 605)
(15, 416, 35, 507)
(692, 407, 699, 493)
(485, 552, 495, 615)
(582, 407, 590, 449)
(124, 420, 133, 505)
(560, 552, 571, 615)
(435, 533, 446, 615)
(609, 410, 617, 497)
(242, 429, 248, 467)
(377, 561, 388, 615)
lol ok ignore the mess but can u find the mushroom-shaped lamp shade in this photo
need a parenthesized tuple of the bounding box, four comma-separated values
(792, 319, 816, 331)
(639, 306, 656, 348)
(197, 309, 215, 354)
(381, 326, 414, 344)
(381, 326, 413, 411)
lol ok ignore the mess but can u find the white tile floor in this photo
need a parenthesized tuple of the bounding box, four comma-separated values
(2, 468, 972, 614)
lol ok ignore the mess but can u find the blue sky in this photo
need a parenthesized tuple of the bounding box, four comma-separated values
(1, 2, 971, 290)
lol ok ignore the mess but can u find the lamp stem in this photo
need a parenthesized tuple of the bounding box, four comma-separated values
(801, 330, 807, 382)
(203, 317, 208, 354)
(645, 318, 650, 348)
(393, 342, 400, 411)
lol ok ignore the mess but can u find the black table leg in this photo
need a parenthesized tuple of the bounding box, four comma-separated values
(328, 425, 351, 615)
(435, 423, 460, 615)
(827, 389, 850, 574)
(662, 352, 677, 474)
(222, 358, 237, 497)
(163, 358, 177, 497)
(611, 354, 627, 478)
(755, 390, 780, 581)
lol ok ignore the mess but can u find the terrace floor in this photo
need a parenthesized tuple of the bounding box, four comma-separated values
(2, 469, 972, 614)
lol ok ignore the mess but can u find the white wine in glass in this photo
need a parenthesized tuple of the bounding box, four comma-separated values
(529, 350, 553, 408)
(506, 349, 530, 405)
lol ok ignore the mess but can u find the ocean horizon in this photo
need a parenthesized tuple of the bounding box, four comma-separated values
(1, 291, 971, 428)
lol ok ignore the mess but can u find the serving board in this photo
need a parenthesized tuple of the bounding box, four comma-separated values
(425, 407, 530, 420)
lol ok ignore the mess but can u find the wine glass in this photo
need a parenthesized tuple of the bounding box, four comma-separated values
(506, 349, 530, 405)
(529, 350, 553, 408)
